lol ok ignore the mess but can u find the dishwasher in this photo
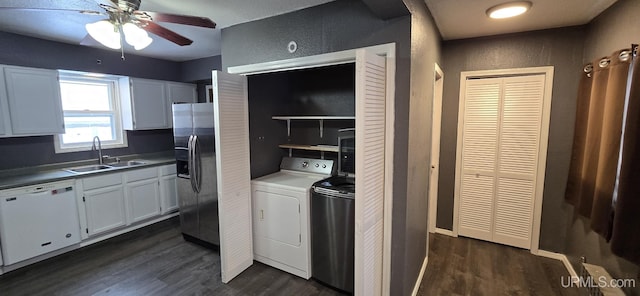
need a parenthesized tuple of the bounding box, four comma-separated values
(0, 180, 81, 265)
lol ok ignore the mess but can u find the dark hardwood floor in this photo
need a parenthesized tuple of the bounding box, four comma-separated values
(418, 233, 582, 296)
(0, 219, 582, 296)
(0, 218, 345, 296)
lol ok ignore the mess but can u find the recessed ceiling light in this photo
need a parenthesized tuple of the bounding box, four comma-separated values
(486, 1, 532, 19)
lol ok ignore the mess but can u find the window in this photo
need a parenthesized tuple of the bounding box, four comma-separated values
(54, 72, 127, 153)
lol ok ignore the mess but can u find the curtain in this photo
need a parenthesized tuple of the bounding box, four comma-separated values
(565, 49, 632, 239)
(610, 46, 640, 265)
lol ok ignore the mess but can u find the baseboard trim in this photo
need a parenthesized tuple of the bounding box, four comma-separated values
(411, 256, 429, 296)
(434, 228, 455, 237)
(535, 250, 578, 278)
(80, 212, 179, 247)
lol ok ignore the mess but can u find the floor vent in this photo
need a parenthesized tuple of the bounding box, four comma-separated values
(580, 257, 626, 296)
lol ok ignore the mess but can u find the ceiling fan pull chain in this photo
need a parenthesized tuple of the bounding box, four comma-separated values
(119, 24, 126, 61)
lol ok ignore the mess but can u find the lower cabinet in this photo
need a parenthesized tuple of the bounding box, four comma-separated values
(159, 164, 178, 214)
(126, 178, 160, 223)
(0, 163, 180, 273)
(124, 167, 161, 223)
(84, 185, 126, 236)
(82, 173, 126, 236)
(80, 165, 175, 238)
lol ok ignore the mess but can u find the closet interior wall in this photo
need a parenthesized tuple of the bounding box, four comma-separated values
(248, 63, 356, 179)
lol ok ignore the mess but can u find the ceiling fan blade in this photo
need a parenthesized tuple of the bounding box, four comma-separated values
(0, 7, 104, 15)
(134, 11, 216, 28)
(139, 21, 193, 46)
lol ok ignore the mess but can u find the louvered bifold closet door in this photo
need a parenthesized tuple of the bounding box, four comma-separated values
(493, 75, 545, 249)
(354, 49, 386, 296)
(458, 78, 502, 241)
(212, 71, 253, 283)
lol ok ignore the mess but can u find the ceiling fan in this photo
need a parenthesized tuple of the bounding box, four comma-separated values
(0, 0, 216, 51)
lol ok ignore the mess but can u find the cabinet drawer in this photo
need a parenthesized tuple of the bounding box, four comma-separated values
(159, 164, 177, 176)
(125, 167, 157, 182)
(83, 173, 122, 190)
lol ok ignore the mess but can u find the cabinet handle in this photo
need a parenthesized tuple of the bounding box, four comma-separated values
(260, 209, 264, 220)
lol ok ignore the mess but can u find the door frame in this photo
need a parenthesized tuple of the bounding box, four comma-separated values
(228, 43, 396, 294)
(452, 66, 554, 254)
(428, 64, 444, 234)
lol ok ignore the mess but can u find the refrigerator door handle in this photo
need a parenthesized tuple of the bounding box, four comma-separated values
(188, 134, 197, 193)
(193, 135, 202, 193)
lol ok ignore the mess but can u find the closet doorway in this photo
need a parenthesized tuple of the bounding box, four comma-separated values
(452, 67, 553, 252)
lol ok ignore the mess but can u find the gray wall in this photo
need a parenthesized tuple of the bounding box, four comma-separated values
(0, 31, 217, 170)
(220, 0, 424, 294)
(583, 0, 640, 64)
(563, 0, 640, 294)
(0, 31, 181, 81)
(180, 55, 222, 82)
(437, 27, 586, 254)
(0, 130, 174, 170)
(394, 0, 441, 294)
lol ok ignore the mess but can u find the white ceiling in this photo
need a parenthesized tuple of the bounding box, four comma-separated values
(0, 0, 335, 61)
(0, 0, 620, 61)
(425, 0, 618, 40)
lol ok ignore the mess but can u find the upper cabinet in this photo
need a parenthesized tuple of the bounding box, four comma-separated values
(119, 77, 170, 130)
(166, 82, 197, 128)
(119, 78, 197, 130)
(1, 65, 65, 137)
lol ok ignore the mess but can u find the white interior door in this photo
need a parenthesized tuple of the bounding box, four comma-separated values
(455, 73, 548, 250)
(493, 75, 545, 248)
(428, 65, 444, 233)
(354, 48, 386, 296)
(212, 70, 253, 283)
(457, 78, 502, 242)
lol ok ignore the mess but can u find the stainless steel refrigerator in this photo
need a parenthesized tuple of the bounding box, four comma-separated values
(172, 103, 219, 246)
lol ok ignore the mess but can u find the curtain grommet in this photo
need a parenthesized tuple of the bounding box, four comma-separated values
(584, 64, 593, 77)
(619, 50, 631, 62)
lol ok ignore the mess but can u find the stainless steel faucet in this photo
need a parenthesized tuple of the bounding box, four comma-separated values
(92, 136, 103, 165)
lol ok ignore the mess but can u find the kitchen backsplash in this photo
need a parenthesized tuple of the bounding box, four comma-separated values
(0, 129, 174, 170)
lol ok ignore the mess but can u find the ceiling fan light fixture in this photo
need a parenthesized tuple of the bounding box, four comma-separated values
(86, 20, 121, 49)
(487, 1, 532, 19)
(122, 22, 153, 50)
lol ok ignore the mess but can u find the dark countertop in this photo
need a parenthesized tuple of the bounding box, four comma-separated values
(0, 153, 176, 191)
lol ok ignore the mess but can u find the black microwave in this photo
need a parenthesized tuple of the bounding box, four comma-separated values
(338, 128, 355, 176)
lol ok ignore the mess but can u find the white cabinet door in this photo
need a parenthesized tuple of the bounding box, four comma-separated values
(84, 185, 126, 236)
(122, 78, 170, 130)
(166, 82, 197, 128)
(160, 174, 178, 214)
(3, 66, 64, 135)
(126, 178, 161, 223)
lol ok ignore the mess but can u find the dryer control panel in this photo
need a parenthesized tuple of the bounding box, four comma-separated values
(280, 157, 334, 175)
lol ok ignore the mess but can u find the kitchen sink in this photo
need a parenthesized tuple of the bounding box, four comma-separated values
(107, 160, 147, 168)
(63, 160, 148, 174)
(64, 165, 113, 174)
